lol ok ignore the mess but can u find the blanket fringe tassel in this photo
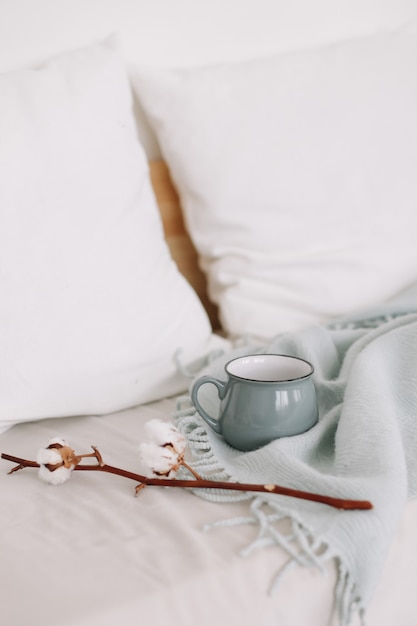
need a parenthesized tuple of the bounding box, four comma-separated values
(173, 396, 367, 626)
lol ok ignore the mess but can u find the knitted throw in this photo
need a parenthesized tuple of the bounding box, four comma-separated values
(174, 287, 417, 626)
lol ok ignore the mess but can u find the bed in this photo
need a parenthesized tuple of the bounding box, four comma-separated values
(1, 3, 417, 626)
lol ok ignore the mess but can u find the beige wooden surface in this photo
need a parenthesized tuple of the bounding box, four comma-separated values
(149, 159, 220, 331)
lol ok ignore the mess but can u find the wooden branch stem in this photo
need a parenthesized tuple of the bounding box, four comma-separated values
(1, 451, 373, 511)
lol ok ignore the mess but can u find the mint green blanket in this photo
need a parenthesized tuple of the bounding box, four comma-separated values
(174, 286, 417, 626)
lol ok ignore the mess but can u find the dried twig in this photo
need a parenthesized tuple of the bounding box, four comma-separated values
(1, 449, 373, 511)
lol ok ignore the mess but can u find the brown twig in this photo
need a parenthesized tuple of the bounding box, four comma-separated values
(1, 451, 373, 511)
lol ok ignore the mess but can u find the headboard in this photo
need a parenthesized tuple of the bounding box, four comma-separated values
(149, 160, 220, 331)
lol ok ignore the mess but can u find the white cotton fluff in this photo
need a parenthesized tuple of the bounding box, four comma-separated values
(143, 419, 186, 454)
(45, 436, 68, 447)
(36, 437, 73, 485)
(38, 463, 73, 485)
(138, 441, 180, 478)
(36, 447, 63, 466)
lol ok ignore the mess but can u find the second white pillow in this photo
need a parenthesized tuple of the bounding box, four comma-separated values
(133, 29, 417, 339)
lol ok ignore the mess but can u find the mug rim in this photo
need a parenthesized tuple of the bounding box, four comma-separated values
(225, 353, 314, 383)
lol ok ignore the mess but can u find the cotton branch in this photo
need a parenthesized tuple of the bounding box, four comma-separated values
(1, 449, 373, 511)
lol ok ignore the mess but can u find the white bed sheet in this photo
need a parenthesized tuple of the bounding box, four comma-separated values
(1, 398, 416, 626)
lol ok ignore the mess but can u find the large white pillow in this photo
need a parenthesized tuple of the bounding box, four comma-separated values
(132, 29, 417, 340)
(0, 37, 226, 434)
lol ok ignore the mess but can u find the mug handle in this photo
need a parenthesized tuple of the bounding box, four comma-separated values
(191, 376, 226, 435)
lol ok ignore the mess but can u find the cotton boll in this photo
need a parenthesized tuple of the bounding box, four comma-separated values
(46, 436, 68, 447)
(144, 419, 186, 454)
(36, 447, 63, 466)
(138, 441, 180, 478)
(36, 436, 72, 465)
(38, 463, 73, 485)
(36, 436, 75, 485)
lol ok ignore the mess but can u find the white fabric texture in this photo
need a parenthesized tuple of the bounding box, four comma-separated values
(0, 37, 226, 433)
(174, 285, 417, 625)
(132, 28, 417, 340)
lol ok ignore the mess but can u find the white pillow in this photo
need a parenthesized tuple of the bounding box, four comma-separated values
(0, 37, 226, 434)
(132, 29, 417, 340)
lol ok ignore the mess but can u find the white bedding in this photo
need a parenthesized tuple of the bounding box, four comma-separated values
(1, 398, 416, 626)
(1, 4, 417, 625)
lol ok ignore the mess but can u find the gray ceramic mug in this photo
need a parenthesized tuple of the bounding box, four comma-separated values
(191, 354, 318, 451)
